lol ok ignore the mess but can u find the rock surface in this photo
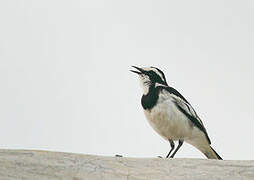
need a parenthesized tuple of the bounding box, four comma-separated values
(0, 149, 253, 180)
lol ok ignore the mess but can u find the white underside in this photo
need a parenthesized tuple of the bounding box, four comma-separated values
(144, 95, 210, 151)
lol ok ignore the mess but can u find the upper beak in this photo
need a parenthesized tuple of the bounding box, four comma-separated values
(130, 66, 143, 75)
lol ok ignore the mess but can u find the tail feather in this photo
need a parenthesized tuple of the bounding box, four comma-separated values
(210, 146, 223, 160)
(203, 146, 223, 160)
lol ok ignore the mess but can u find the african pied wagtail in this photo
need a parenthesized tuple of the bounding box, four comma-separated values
(131, 66, 222, 160)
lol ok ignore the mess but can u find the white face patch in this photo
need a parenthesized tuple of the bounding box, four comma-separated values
(142, 67, 166, 82)
(138, 74, 150, 95)
(136, 66, 167, 94)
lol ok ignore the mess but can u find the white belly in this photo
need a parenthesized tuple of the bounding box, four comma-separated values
(144, 99, 192, 141)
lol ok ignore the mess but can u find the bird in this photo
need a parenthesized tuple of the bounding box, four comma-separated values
(130, 66, 222, 160)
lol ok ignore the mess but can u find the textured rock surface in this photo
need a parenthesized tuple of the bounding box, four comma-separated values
(0, 149, 253, 180)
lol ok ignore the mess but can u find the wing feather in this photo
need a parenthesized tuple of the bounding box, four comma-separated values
(158, 86, 211, 144)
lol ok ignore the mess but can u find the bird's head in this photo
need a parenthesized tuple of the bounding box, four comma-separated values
(130, 66, 168, 94)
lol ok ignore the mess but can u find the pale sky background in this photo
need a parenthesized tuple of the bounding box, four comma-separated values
(1, 0, 254, 160)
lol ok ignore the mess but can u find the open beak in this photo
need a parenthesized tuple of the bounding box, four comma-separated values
(130, 66, 144, 75)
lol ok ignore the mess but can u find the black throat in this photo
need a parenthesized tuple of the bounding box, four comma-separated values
(141, 85, 159, 110)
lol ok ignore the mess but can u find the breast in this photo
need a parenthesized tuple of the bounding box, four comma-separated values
(144, 99, 192, 141)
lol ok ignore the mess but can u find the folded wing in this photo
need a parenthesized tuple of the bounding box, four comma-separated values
(159, 86, 211, 144)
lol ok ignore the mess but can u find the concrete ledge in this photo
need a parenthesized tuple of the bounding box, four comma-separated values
(0, 149, 253, 180)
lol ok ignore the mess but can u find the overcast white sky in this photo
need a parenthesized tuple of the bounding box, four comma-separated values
(1, 0, 254, 160)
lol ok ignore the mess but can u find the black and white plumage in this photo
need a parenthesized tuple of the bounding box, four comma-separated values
(131, 66, 222, 160)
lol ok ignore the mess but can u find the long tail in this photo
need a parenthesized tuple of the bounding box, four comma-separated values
(203, 146, 223, 160)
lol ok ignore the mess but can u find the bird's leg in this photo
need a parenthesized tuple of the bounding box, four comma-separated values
(170, 140, 183, 158)
(166, 139, 175, 158)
